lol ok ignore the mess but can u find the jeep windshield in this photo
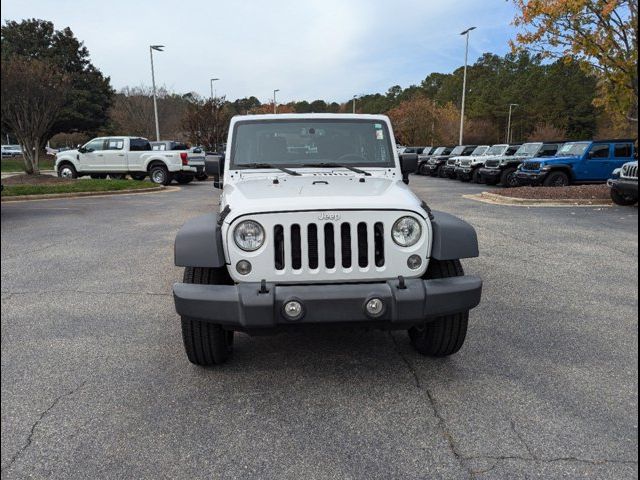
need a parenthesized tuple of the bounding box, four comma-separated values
(230, 119, 395, 169)
(514, 143, 542, 156)
(471, 146, 489, 156)
(485, 144, 508, 156)
(449, 146, 466, 156)
(432, 147, 448, 156)
(557, 142, 590, 157)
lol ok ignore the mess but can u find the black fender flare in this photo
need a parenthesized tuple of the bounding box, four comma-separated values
(174, 213, 226, 268)
(430, 211, 479, 260)
(546, 164, 575, 180)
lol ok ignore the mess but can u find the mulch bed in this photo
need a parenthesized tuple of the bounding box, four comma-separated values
(2, 174, 72, 186)
(489, 184, 610, 200)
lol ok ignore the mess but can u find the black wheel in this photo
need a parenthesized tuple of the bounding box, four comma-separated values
(472, 169, 483, 184)
(176, 174, 194, 185)
(181, 266, 234, 366)
(149, 164, 171, 185)
(543, 171, 570, 187)
(438, 168, 448, 178)
(131, 173, 146, 181)
(408, 259, 469, 357)
(500, 167, 518, 188)
(610, 189, 638, 206)
(195, 173, 209, 181)
(57, 163, 78, 179)
(418, 163, 429, 176)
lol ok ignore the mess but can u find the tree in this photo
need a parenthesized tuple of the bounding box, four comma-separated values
(512, 0, 638, 125)
(182, 97, 233, 150)
(1, 19, 113, 136)
(387, 95, 460, 146)
(1, 58, 72, 173)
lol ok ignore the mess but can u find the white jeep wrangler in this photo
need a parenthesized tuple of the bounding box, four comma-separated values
(173, 114, 482, 366)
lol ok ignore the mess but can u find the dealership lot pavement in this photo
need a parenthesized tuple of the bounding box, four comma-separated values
(1, 176, 638, 479)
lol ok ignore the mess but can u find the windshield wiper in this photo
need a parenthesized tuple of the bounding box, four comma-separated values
(243, 163, 301, 176)
(299, 162, 371, 176)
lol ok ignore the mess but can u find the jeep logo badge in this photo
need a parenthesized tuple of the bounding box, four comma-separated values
(318, 212, 341, 221)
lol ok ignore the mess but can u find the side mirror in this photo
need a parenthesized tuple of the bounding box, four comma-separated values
(205, 155, 225, 188)
(78, 146, 87, 154)
(399, 153, 418, 185)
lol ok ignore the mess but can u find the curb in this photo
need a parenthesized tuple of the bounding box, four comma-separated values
(1, 185, 168, 202)
(464, 192, 613, 208)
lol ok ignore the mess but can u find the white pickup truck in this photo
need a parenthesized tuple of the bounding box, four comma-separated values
(55, 136, 200, 185)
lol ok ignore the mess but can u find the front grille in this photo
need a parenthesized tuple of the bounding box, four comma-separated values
(484, 159, 500, 168)
(523, 162, 541, 171)
(274, 221, 385, 271)
(622, 163, 638, 179)
(446, 159, 457, 165)
(460, 159, 472, 167)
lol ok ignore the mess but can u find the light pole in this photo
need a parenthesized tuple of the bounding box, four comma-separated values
(506, 103, 519, 143)
(352, 95, 357, 114)
(210, 78, 219, 99)
(273, 89, 280, 114)
(149, 45, 164, 141)
(458, 26, 476, 145)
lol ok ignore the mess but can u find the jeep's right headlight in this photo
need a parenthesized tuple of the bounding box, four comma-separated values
(392, 216, 422, 247)
(234, 220, 265, 251)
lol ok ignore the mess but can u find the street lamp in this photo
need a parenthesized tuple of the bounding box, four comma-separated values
(149, 45, 164, 141)
(506, 103, 519, 143)
(210, 78, 219, 99)
(458, 26, 476, 145)
(352, 95, 357, 114)
(273, 89, 280, 114)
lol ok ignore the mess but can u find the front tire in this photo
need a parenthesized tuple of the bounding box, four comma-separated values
(610, 189, 638, 206)
(181, 267, 234, 366)
(500, 167, 518, 188)
(58, 163, 78, 179)
(543, 171, 570, 187)
(408, 259, 469, 357)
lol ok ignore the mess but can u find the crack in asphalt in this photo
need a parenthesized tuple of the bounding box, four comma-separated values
(388, 331, 473, 480)
(386, 332, 638, 478)
(1, 381, 86, 474)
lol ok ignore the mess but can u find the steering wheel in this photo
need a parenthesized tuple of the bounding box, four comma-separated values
(336, 153, 366, 162)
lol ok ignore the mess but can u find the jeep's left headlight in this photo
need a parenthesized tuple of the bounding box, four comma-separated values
(392, 216, 422, 247)
(234, 220, 265, 251)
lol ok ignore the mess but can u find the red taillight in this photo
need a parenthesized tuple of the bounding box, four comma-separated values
(180, 152, 188, 165)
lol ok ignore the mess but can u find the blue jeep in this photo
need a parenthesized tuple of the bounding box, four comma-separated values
(516, 139, 636, 187)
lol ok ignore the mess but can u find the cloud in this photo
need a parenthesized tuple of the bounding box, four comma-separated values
(0, 0, 517, 103)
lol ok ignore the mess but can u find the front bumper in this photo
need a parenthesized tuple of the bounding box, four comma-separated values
(515, 171, 547, 186)
(608, 178, 639, 196)
(424, 163, 440, 174)
(455, 167, 473, 179)
(173, 276, 482, 331)
(478, 168, 502, 181)
(441, 165, 457, 177)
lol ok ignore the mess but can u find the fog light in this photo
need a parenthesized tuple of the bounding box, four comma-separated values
(236, 260, 252, 275)
(407, 254, 422, 270)
(365, 298, 384, 317)
(283, 300, 303, 320)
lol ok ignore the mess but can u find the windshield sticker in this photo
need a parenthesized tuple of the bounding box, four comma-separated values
(374, 123, 382, 129)
(376, 130, 384, 140)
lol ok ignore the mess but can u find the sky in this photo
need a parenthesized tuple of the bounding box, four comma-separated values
(1, 0, 519, 104)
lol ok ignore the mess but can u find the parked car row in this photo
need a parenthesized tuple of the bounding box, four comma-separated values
(55, 136, 210, 185)
(415, 139, 637, 189)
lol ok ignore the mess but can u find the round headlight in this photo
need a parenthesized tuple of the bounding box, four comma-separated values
(233, 220, 265, 251)
(392, 216, 422, 247)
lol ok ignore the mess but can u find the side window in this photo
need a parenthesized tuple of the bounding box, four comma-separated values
(84, 139, 105, 152)
(105, 138, 124, 150)
(130, 138, 152, 151)
(506, 146, 519, 155)
(614, 144, 632, 158)
(588, 144, 610, 159)
(539, 145, 559, 157)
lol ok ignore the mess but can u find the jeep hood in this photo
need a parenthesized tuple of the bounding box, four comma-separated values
(221, 175, 425, 222)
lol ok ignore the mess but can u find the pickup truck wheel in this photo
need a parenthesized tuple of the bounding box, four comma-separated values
(181, 266, 234, 366)
(195, 173, 209, 181)
(408, 259, 468, 357)
(543, 171, 570, 187)
(500, 168, 518, 188)
(58, 164, 78, 179)
(610, 189, 638, 206)
(176, 174, 194, 185)
(149, 165, 171, 185)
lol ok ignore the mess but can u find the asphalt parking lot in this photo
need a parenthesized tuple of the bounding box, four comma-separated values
(1, 176, 638, 479)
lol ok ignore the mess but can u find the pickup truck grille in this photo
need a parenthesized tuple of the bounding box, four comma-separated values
(522, 162, 541, 171)
(484, 159, 500, 168)
(274, 221, 385, 271)
(621, 163, 638, 179)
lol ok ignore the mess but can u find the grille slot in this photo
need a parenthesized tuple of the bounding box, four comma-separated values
(622, 163, 638, 179)
(273, 220, 386, 273)
(524, 162, 541, 171)
(484, 159, 500, 168)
